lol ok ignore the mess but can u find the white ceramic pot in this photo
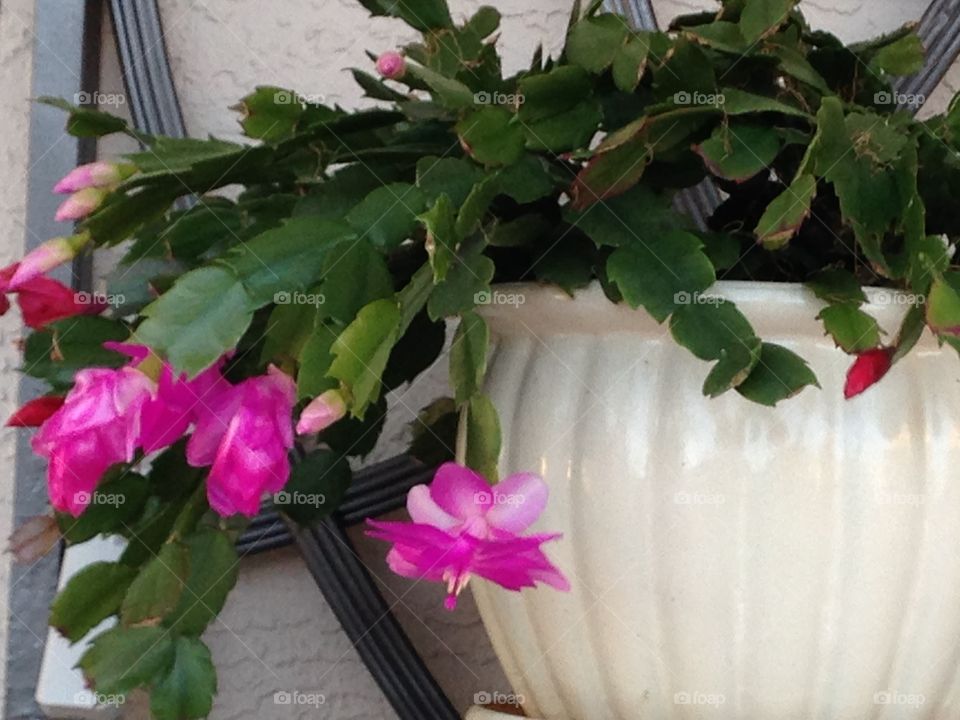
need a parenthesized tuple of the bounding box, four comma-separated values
(469, 281, 960, 720)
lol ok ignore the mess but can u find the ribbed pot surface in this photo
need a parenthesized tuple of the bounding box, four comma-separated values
(471, 282, 960, 720)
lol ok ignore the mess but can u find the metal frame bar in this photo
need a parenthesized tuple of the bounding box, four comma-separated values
(288, 516, 459, 719)
(107, 0, 186, 138)
(897, 0, 960, 102)
(236, 456, 431, 554)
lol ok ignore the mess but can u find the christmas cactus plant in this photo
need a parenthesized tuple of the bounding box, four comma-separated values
(5, 0, 958, 714)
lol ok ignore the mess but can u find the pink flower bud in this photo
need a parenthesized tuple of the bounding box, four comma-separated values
(55, 188, 106, 222)
(376, 51, 406, 80)
(6, 234, 88, 289)
(53, 161, 135, 194)
(296, 389, 347, 435)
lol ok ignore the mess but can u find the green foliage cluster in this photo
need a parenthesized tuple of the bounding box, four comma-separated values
(33, 0, 960, 714)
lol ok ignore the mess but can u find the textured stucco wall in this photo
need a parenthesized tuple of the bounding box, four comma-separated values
(79, 0, 945, 718)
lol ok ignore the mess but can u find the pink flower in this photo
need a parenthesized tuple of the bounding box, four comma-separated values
(367, 463, 569, 610)
(32, 367, 154, 516)
(296, 389, 346, 435)
(106, 342, 227, 455)
(844, 347, 894, 399)
(7, 235, 88, 289)
(26, 342, 236, 516)
(54, 162, 134, 194)
(24, 342, 298, 518)
(187, 367, 296, 517)
(55, 188, 106, 222)
(138, 364, 218, 454)
(6, 395, 65, 427)
(185, 376, 242, 468)
(376, 51, 406, 80)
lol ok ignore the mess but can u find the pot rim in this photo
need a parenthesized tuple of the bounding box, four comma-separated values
(477, 280, 922, 340)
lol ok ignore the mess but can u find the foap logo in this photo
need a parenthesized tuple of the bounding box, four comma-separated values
(273, 90, 326, 105)
(674, 491, 725, 506)
(871, 292, 925, 306)
(474, 691, 525, 706)
(273, 690, 326, 708)
(674, 291, 725, 307)
(874, 490, 924, 508)
(474, 490, 526, 507)
(474, 290, 526, 308)
(74, 491, 126, 508)
(74, 91, 126, 108)
(674, 691, 726, 707)
(474, 90, 525, 107)
(74, 291, 125, 308)
(874, 691, 925, 708)
(75, 690, 125, 708)
(673, 91, 725, 107)
(874, 90, 925, 110)
(274, 290, 326, 307)
(273, 490, 326, 509)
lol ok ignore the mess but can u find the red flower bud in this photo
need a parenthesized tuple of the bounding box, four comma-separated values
(14, 276, 106, 329)
(843, 347, 894, 399)
(7, 396, 65, 427)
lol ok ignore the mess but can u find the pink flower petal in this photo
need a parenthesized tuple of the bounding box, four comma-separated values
(406, 484, 459, 530)
(430, 462, 492, 521)
(385, 546, 426, 579)
(186, 384, 242, 467)
(197, 368, 296, 517)
(485, 471, 549, 533)
(33, 366, 153, 516)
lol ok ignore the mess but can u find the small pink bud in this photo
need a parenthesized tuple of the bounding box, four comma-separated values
(296, 390, 347, 435)
(55, 188, 106, 222)
(6, 234, 88, 289)
(53, 161, 135, 194)
(376, 52, 406, 80)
